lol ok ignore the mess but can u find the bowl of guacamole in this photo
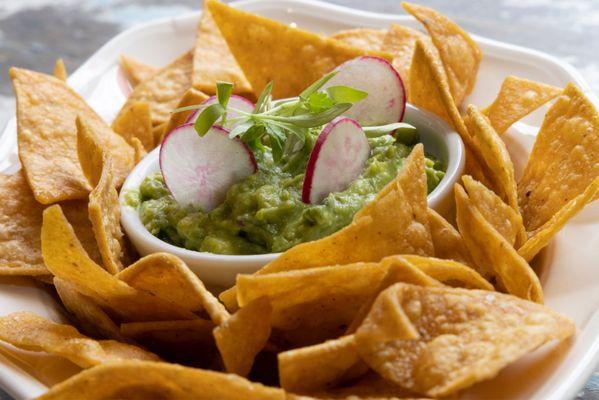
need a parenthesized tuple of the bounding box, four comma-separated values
(120, 104, 464, 286)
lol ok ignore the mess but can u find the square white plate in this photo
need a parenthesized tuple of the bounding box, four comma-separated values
(0, 1, 598, 399)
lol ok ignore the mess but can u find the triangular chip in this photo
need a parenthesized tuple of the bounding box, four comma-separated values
(427, 208, 473, 266)
(206, 0, 393, 98)
(10, 67, 134, 203)
(482, 76, 562, 135)
(111, 101, 154, 150)
(119, 55, 158, 87)
(331, 28, 386, 51)
(192, 8, 253, 97)
(53, 59, 67, 81)
(41, 205, 197, 322)
(400, 255, 493, 290)
(162, 87, 209, 138)
(115, 50, 193, 127)
(37, 361, 286, 400)
(354, 283, 574, 397)
(519, 176, 599, 261)
(214, 297, 272, 377)
(381, 24, 425, 85)
(0, 312, 158, 368)
(455, 184, 543, 302)
(402, 2, 482, 105)
(462, 175, 527, 248)
(131, 137, 147, 164)
(117, 252, 229, 325)
(518, 83, 599, 231)
(77, 118, 128, 274)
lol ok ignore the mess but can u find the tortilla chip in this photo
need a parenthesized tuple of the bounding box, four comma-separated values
(78, 118, 128, 274)
(206, 0, 392, 99)
(117, 252, 229, 325)
(221, 145, 434, 310)
(153, 122, 167, 146)
(455, 184, 543, 302)
(0, 171, 100, 276)
(55, 277, 124, 341)
(214, 297, 272, 377)
(192, 9, 253, 96)
(41, 205, 197, 322)
(0, 312, 158, 368)
(278, 335, 367, 393)
(519, 176, 599, 261)
(115, 50, 193, 127)
(308, 371, 417, 399)
(331, 28, 386, 51)
(402, 2, 482, 105)
(427, 209, 472, 266)
(37, 360, 286, 400)
(163, 87, 209, 136)
(462, 175, 527, 248)
(518, 83, 599, 231)
(381, 24, 425, 85)
(354, 283, 574, 397)
(111, 101, 154, 151)
(53, 59, 67, 81)
(119, 55, 158, 87)
(10, 68, 134, 203)
(131, 137, 147, 164)
(482, 76, 562, 134)
(401, 255, 493, 290)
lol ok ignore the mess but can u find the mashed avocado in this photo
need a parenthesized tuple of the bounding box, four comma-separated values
(134, 133, 445, 255)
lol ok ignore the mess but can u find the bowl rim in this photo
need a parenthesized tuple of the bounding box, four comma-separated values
(119, 102, 465, 263)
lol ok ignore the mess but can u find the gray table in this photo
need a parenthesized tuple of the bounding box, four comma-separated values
(0, 0, 598, 398)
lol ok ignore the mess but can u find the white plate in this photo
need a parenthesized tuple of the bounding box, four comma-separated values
(0, 1, 598, 399)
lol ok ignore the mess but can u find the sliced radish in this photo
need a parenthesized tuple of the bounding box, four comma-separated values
(159, 124, 256, 211)
(322, 56, 406, 126)
(185, 95, 255, 128)
(302, 117, 370, 204)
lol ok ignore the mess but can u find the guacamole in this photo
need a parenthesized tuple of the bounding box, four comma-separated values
(131, 133, 445, 255)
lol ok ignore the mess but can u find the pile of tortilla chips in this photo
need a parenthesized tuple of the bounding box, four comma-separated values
(0, 1, 596, 399)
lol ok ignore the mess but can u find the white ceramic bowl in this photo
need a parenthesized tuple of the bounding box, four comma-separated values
(119, 103, 464, 288)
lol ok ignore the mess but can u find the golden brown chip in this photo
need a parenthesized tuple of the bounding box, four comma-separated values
(41, 205, 197, 322)
(427, 209, 472, 266)
(402, 2, 482, 105)
(482, 76, 562, 134)
(0, 312, 158, 368)
(119, 55, 158, 87)
(131, 137, 147, 164)
(0, 171, 100, 276)
(214, 297, 272, 377)
(115, 50, 193, 127)
(36, 360, 286, 400)
(53, 59, 67, 81)
(78, 118, 128, 274)
(518, 83, 599, 231)
(55, 277, 124, 341)
(455, 184, 543, 302)
(462, 175, 527, 247)
(111, 101, 154, 150)
(153, 122, 167, 146)
(401, 255, 493, 290)
(10, 67, 134, 204)
(192, 9, 253, 97)
(117, 252, 229, 325)
(519, 176, 599, 261)
(206, 0, 392, 99)
(278, 335, 367, 393)
(354, 283, 574, 398)
(163, 87, 209, 137)
(221, 146, 434, 310)
(381, 24, 425, 85)
(308, 371, 418, 399)
(331, 28, 386, 51)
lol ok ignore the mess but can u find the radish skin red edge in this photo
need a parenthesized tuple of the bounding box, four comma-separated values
(323, 56, 406, 125)
(159, 123, 257, 211)
(185, 95, 255, 125)
(302, 117, 370, 204)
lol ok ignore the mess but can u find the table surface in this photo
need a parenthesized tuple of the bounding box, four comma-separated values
(0, 0, 598, 399)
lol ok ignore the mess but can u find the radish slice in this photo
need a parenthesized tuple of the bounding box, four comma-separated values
(302, 117, 370, 204)
(160, 124, 256, 211)
(185, 95, 255, 128)
(322, 56, 406, 126)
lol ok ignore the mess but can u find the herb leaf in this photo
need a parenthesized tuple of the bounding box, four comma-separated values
(216, 81, 233, 107)
(254, 81, 274, 113)
(194, 103, 225, 137)
(299, 70, 337, 100)
(306, 92, 335, 113)
(266, 102, 352, 128)
(326, 85, 368, 104)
